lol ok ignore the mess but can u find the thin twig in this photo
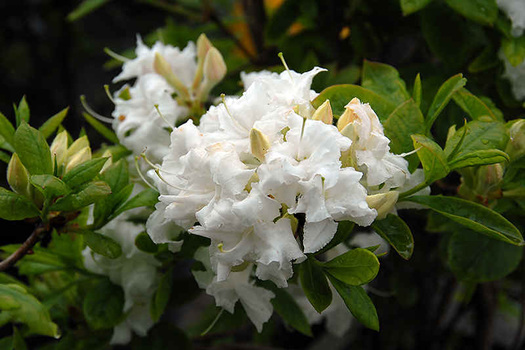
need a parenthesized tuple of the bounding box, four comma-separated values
(0, 224, 47, 271)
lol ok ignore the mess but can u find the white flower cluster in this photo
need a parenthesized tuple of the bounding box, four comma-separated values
(82, 214, 160, 345)
(145, 65, 422, 330)
(497, 0, 525, 37)
(501, 51, 525, 101)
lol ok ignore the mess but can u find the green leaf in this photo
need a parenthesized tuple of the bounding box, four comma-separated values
(425, 74, 466, 131)
(405, 195, 524, 245)
(82, 113, 119, 144)
(444, 0, 497, 25)
(361, 60, 410, 106)
(384, 99, 425, 169)
(448, 229, 523, 282)
(62, 157, 108, 190)
(14, 121, 53, 175)
(448, 149, 509, 170)
(151, 268, 174, 322)
(322, 248, 380, 285)
(135, 232, 158, 254)
(452, 88, 502, 122)
(468, 46, 499, 73)
(30, 175, 71, 199)
(328, 276, 379, 331)
(502, 33, 525, 67)
(0, 188, 40, 220)
(67, 0, 112, 22)
(372, 214, 414, 260)
(12, 327, 27, 350)
(50, 181, 111, 211)
(444, 120, 508, 161)
(412, 73, 422, 107)
(299, 258, 332, 313)
(265, 0, 301, 40)
(0, 112, 15, 149)
(400, 0, 433, 15)
(14, 97, 30, 127)
(0, 151, 10, 164)
(38, 107, 69, 139)
(316, 221, 355, 255)
(259, 281, 312, 337)
(109, 188, 159, 220)
(83, 278, 124, 329)
(99, 159, 128, 194)
(312, 84, 396, 121)
(0, 284, 58, 337)
(93, 183, 133, 228)
(411, 134, 450, 183)
(83, 230, 122, 259)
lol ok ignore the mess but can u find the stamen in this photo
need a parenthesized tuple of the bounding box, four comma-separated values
(80, 95, 114, 124)
(278, 52, 294, 81)
(153, 104, 174, 132)
(221, 94, 247, 132)
(134, 156, 157, 190)
(103, 47, 130, 62)
(201, 308, 224, 336)
(399, 146, 422, 158)
(103, 85, 116, 104)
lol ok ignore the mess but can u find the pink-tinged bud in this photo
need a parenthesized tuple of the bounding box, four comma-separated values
(475, 164, 504, 198)
(506, 119, 525, 159)
(197, 34, 213, 62)
(203, 47, 227, 85)
(7, 153, 32, 198)
(312, 100, 333, 125)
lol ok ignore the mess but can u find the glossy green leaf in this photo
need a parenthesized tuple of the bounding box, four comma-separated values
(444, 0, 497, 25)
(135, 232, 158, 254)
(444, 120, 508, 161)
(322, 248, 380, 285)
(452, 88, 502, 122)
(82, 112, 119, 144)
(109, 188, 159, 220)
(372, 214, 414, 260)
(0, 284, 58, 337)
(67, 0, 112, 22)
(99, 159, 128, 194)
(406, 195, 524, 245)
(316, 221, 355, 255)
(448, 229, 523, 282)
(151, 268, 174, 322)
(14, 97, 30, 127)
(38, 107, 69, 139)
(448, 149, 509, 170)
(425, 74, 466, 131)
(384, 99, 425, 169)
(327, 276, 379, 331)
(412, 134, 449, 183)
(259, 281, 312, 336)
(93, 183, 133, 228)
(361, 60, 410, 106)
(0, 112, 15, 149)
(0, 188, 39, 220)
(62, 157, 108, 190)
(83, 278, 124, 329)
(14, 121, 53, 175)
(30, 175, 70, 199)
(50, 181, 111, 211)
(312, 84, 396, 120)
(299, 258, 332, 313)
(400, 0, 433, 15)
(83, 230, 122, 259)
(502, 35, 525, 67)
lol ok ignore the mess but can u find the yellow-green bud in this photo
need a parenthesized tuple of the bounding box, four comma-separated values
(65, 146, 91, 173)
(337, 97, 360, 131)
(50, 130, 69, 168)
(475, 164, 504, 198)
(250, 128, 271, 162)
(100, 150, 113, 173)
(197, 34, 213, 62)
(66, 136, 89, 160)
(506, 119, 525, 159)
(366, 191, 399, 220)
(311, 100, 333, 125)
(154, 52, 190, 100)
(7, 153, 32, 198)
(203, 47, 227, 86)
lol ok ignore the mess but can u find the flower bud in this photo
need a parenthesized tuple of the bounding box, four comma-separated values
(197, 34, 213, 62)
(66, 136, 89, 160)
(250, 128, 271, 162)
(154, 52, 190, 99)
(311, 100, 333, 125)
(50, 130, 68, 167)
(65, 146, 92, 173)
(7, 153, 32, 198)
(506, 119, 525, 159)
(366, 191, 399, 220)
(475, 164, 504, 198)
(100, 149, 113, 173)
(203, 47, 227, 86)
(337, 97, 360, 131)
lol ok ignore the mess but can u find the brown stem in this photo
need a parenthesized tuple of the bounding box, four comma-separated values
(0, 223, 47, 271)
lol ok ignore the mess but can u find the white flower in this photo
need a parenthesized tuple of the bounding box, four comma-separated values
(113, 35, 197, 84)
(82, 216, 160, 345)
(497, 0, 525, 37)
(501, 51, 525, 101)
